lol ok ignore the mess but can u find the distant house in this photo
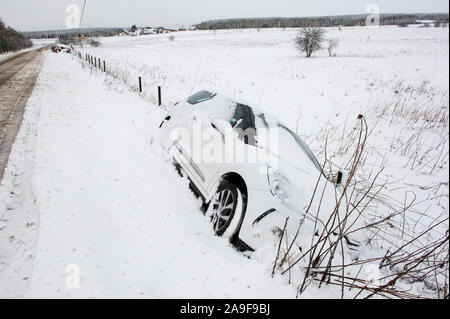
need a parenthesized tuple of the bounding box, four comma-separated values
(156, 27, 174, 34)
(117, 27, 159, 36)
(188, 26, 197, 31)
(117, 29, 130, 36)
(142, 27, 157, 35)
(130, 28, 142, 36)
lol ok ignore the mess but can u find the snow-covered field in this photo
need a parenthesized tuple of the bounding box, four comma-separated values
(0, 26, 448, 298)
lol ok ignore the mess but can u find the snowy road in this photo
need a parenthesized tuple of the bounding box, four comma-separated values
(0, 48, 44, 180)
(0, 50, 40, 86)
(0, 53, 296, 298)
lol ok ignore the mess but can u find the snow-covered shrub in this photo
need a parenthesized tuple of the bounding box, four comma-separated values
(294, 27, 326, 58)
(325, 38, 339, 57)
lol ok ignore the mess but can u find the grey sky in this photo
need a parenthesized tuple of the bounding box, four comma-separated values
(0, 0, 448, 31)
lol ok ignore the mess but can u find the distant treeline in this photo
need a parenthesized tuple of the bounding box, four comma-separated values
(0, 18, 33, 54)
(23, 27, 123, 39)
(195, 13, 450, 30)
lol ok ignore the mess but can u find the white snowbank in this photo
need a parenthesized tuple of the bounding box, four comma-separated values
(1, 52, 297, 298)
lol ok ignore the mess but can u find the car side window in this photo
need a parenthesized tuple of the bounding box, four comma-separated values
(187, 91, 216, 105)
(229, 103, 257, 146)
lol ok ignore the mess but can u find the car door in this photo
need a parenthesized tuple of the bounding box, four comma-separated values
(198, 102, 259, 194)
(167, 110, 211, 198)
(191, 112, 227, 194)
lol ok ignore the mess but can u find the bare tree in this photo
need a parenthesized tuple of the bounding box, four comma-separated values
(294, 27, 326, 58)
(325, 38, 339, 57)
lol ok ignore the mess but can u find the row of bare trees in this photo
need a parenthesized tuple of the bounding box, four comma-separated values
(195, 13, 449, 30)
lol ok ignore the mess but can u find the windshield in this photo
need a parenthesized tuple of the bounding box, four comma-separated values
(229, 103, 257, 146)
(255, 113, 323, 173)
(194, 97, 323, 173)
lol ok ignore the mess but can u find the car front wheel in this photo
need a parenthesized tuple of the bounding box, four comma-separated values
(209, 182, 238, 236)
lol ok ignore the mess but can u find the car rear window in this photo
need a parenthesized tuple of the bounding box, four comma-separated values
(187, 91, 216, 105)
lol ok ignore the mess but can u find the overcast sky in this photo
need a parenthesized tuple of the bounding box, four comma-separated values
(0, 0, 448, 31)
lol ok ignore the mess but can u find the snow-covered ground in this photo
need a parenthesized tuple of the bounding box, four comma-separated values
(83, 26, 448, 124)
(0, 39, 55, 63)
(0, 52, 305, 299)
(0, 26, 448, 298)
(31, 38, 57, 48)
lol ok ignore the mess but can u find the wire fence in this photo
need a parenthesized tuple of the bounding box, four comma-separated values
(71, 48, 163, 106)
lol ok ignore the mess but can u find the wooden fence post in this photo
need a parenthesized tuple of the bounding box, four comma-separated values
(158, 86, 162, 106)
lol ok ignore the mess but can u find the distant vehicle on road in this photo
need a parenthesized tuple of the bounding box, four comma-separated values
(51, 44, 71, 54)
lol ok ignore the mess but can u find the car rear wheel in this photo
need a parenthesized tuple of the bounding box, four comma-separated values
(209, 182, 238, 236)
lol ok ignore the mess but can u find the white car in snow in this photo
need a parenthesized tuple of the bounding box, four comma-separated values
(158, 91, 353, 252)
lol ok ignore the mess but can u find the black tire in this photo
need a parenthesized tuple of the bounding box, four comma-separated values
(208, 181, 239, 236)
